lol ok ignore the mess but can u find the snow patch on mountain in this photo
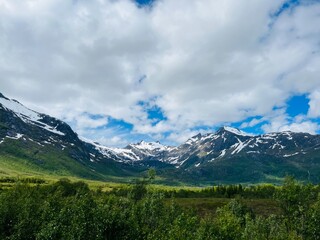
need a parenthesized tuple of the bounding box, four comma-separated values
(283, 152, 299, 157)
(0, 97, 65, 136)
(218, 149, 227, 158)
(231, 138, 249, 154)
(247, 150, 260, 154)
(185, 134, 202, 145)
(129, 140, 168, 151)
(0, 98, 40, 121)
(223, 126, 253, 136)
(7, 133, 23, 140)
(202, 133, 219, 141)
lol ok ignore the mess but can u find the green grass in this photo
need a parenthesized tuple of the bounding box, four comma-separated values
(0, 173, 128, 192)
(0, 138, 132, 182)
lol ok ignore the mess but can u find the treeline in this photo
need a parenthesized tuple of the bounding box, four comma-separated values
(1, 177, 320, 239)
(0, 176, 46, 184)
(160, 184, 278, 198)
(112, 182, 320, 199)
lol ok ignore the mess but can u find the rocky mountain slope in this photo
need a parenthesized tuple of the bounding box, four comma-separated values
(1, 92, 320, 184)
(0, 93, 142, 180)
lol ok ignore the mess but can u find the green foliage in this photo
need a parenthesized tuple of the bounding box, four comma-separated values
(147, 183, 278, 199)
(148, 167, 156, 180)
(213, 199, 251, 239)
(306, 194, 320, 240)
(1, 177, 320, 239)
(243, 214, 300, 240)
(275, 176, 316, 237)
(0, 180, 201, 239)
(128, 179, 148, 201)
(128, 169, 156, 201)
(0, 179, 104, 240)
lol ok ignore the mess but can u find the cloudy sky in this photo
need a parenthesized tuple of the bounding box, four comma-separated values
(1, 0, 320, 147)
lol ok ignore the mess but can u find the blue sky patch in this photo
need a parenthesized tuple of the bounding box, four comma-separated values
(286, 94, 309, 117)
(107, 117, 134, 132)
(231, 116, 266, 135)
(138, 99, 167, 125)
(273, 0, 300, 17)
(135, 0, 154, 6)
(146, 105, 167, 125)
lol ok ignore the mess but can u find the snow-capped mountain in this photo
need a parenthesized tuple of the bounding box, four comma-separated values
(0, 93, 80, 148)
(160, 127, 254, 167)
(2, 92, 320, 184)
(0, 93, 138, 179)
(89, 124, 320, 183)
(160, 127, 320, 169)
(92, 126, 254, 166)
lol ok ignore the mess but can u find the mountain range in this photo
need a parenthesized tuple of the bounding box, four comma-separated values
(1, 92, 320, 185)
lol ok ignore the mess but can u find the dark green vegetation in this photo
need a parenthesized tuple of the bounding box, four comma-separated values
(1, 176, 320, 240)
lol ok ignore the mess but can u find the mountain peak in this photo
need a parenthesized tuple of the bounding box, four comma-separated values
(130, 140, 166, 151)
(0, 93, 9, 100)
(192, 133, 202, 139)
(0, 95, 40, 121)
(217, 126, 252, 136)
(0, 94, 66, 136)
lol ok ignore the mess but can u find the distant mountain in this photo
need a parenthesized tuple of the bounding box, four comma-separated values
(103, 125, 320, 183)
(162, 127, 320, 183)
(1, 92, 320, 184)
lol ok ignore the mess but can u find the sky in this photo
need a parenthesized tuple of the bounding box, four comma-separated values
(1, 0, 320, 147)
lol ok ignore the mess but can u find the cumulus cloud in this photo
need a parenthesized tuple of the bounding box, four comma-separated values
(264, 120, 319, 134)
(81, 130, 131, 147)
(240, 118, 265, 129)
(308, 91, 320, 118)
(1, 0, 320, 146)
(262, 112, 319, 134)
(71, 114, 108, 130)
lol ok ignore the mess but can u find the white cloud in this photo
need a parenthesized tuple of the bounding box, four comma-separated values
(166, 129, 205, 145)
(73, 114, 108, 130)
(279, 122, 319, 134)
(96, 135, 129, 148)
(308, 91, 320, 118)
(1, 0, 320, 146)
(262, 113, 319, 134)
(240, 118, 265, 129)
(76, 125, 132, 147)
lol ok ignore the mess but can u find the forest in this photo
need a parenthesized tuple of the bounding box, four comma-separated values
(1, 176, 320, 240)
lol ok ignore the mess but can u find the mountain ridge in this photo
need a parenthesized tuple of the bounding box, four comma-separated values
(1, 92, 320, 184)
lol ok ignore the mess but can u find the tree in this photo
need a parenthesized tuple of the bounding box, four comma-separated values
(128, 179, 148, 201)
(275, 176, 314, 236)
(148, 168, 156, 181)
